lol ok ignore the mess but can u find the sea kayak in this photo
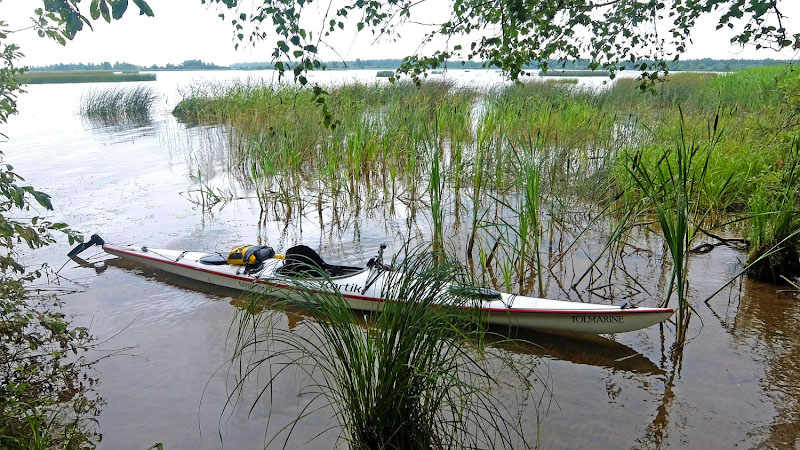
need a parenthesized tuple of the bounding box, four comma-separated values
(69, 236, 674, 334)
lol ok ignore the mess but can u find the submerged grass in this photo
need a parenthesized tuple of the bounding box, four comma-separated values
(230, 247, 540, 449)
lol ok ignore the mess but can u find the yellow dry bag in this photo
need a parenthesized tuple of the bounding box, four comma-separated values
(226, 245, 276, 265)
(227, 246, 256, 265)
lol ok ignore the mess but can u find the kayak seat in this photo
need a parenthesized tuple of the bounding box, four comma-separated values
(280, 245, 329, 277)
(199, 254, 228, 265)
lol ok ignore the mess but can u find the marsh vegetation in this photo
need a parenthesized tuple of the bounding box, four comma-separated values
(172, 67, 800, 350)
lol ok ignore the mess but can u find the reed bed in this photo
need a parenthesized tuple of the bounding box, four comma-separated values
(230, 248, 539, 449)
(80, 85, 158, 122)
(177, 66, 800, 345)
(19, 70, 155, 84)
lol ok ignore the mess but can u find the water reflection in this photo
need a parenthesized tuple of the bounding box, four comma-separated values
(734, 279, 800, 448)
(487, 329, 665, 376)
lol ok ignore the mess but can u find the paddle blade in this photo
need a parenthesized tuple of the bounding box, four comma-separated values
(68, 242, 93, 258)
(67, 234, 105, 258)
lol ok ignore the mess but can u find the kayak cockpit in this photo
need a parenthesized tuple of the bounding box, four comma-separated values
(197, 244, 366, 279)
(276, 244, 364, 278)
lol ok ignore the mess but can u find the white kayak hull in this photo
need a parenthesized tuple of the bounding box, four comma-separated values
(102, 244, 674, 334)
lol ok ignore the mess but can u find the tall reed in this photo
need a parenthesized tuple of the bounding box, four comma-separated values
(625, 112, 722, 345)
(429, 145, 445, 255)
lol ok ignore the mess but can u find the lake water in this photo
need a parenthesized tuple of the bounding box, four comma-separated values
(4, 69, 799, 449)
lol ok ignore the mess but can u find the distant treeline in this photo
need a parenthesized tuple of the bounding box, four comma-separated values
(28, 58, 794, 73)
(29, 59, 226, 72)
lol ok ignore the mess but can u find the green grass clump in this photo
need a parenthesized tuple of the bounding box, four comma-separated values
(230, 248, 537, 449)
(18, 70, 155, 84)
(80, 85, 158, 122)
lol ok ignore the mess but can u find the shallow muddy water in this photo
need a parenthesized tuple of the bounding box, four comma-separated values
(5, 70, 800, 449)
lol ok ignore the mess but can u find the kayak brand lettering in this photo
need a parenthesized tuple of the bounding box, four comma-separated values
(337, 283, 365, 294)
(572, 315, 624, 324)
(237, 280, 269, 293)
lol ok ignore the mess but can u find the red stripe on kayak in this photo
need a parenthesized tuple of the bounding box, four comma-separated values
(104, 246, 674, 316)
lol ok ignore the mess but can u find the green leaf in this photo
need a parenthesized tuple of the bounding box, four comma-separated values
(90, 0, 101, 20)
(9, 186, 22, 207)
(132, 0, 154, 17)
(110, 0, 129, 20)
(99, 0, 111, 22)
(31, 190, 53, 210)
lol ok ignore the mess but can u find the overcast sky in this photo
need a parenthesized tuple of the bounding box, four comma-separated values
(1, 0, 798, 67)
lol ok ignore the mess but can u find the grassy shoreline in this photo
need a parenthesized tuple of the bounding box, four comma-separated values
(18, 71, 156, 84)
